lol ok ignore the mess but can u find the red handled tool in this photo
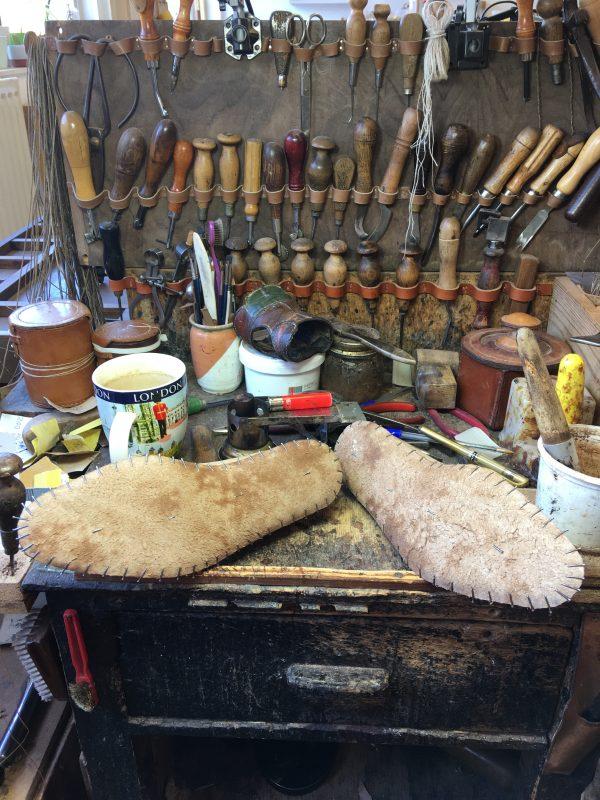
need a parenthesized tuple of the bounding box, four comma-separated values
(428, 409, 513, 453)
(361, 400, 424, 425)
(269, 391, 333, 411)
(63, 609, 99, 709)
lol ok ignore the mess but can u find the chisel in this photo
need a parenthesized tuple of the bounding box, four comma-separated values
(371, 4, 391, 121)
(307, 136, 335, 240)
(243, 138, 262, 245)
(284, 130, 308, 240)
(162, 139, 193, 249)
(333, 156, 356, 238)
(193, 137, 216, 236)
(133, 118, 177, 230)
(218, 132, 242, 241)
(447, 134, 496, 221)
(264, 141, 288, 260)
(366, 106, 420, 243)
(461, 126, 540, 231)
(59, 110, 100, 244)
(516, 0, 536, 101)
(132, 0, 168, 117)
(564, 160, 600, 223)
(399, 13, 424, 104)
(170, 0, 193, 91)
(517, 125, 600, 249)
(109, 127, 146, 222)
(422, 123, 470, 267)
(353, 116, 377, 239)
(437, 216, 461, 346)
(346, 0, 368, 123)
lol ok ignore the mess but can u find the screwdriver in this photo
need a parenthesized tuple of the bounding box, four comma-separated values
(516, 0, 536, 101)
(243, 138, 262, 246)
(193, 138, 216, 236)
(98, 220, 126, 316)
(132, 0, 168, 117)
(264, 141, 288, 260)
(371, 4, 391, 122)
(162, 139, 193, 249)
(333, 155, 355, 239)
(346, 0, 367, 123)
(307, 136, 335, 240)
(133, 118, 177, 230)
(170, 0, 193, 91)
(284, 129, 308, 240)
(109, 127, 146, 222)
(59, 110, 99, 244)
(188, 391, 333, 415)
(218, 133, 242, 241)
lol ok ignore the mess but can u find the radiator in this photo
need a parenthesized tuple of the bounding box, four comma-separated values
(0, 77, 32, 241)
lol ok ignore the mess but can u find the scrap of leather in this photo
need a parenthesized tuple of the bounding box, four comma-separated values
(334, 422, 584, 608)
(19, 441, 342, 580)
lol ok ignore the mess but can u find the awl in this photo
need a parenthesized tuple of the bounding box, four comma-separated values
(284, 129, 308, 240)
(353, 116, 377, 239)
(170, 0, 193, 91)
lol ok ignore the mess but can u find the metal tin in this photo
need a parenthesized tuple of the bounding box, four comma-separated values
(320, 333, 383, 403)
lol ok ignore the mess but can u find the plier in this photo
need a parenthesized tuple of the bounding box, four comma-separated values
(427, 408, 488, 439)
(361, 401, 425, 426)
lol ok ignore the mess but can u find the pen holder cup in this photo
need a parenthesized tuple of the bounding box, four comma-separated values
(189, 317, 243, 395)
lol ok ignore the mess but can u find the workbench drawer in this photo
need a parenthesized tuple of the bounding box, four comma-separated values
(118, 612, 571, 735)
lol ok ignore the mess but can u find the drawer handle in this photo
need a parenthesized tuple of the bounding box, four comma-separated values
(286, 664, 389, 695)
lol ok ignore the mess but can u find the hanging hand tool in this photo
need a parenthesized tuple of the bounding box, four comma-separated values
(461, 126, 540, 231)
(133, 118, 177, 230)
(447, 134, 495, 221)
(99, 220, 126, 316)
(366, 107, 420, 243)
(353, 116, 377, 239)
(109, 127, 146, 222)
(473, 215, 511, 329)
(59, 110, 100, 244)
(516, 327, 580, 470)
(564, 0, 600, 121)
(399, 13, 424, 104)
(509, 253, 539, 313)
(517, 126, 600, 249)
(163, 242, 192, 327)
(264, 141, 288, 260)
(333, 156, 355, 239)
(129, 248, 166, 326)
(565, 160, 600, 223)
(537, 0, 565, 85)
(286, 13, 326, 138)
(270, 11, 294, 88)
(54, 34, 139, 192)
(516, 0, 536, 101)
(346, 0, 368, 123)
(218, 133, 242, 241)
(170, 0, 194, 91)
(193, 138, 216, 236)
(437, 216, 461, 346)
(284, 129, 308, 240)
(396, 245, 421, 346)
(307, 136, 335, 240)
(406, 138, 431, 248)
(422, 123, 470, 267)
(243, 138, 262, 246)
(0, 454, 25, 576)
(371, 4, 391, 121)
(63, 610, 99, 710)
(132, 0, 168, 118)
(160, 139, 193, 249)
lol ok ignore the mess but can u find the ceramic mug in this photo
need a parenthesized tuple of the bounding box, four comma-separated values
(189, 317, 243, 394)
(92, 353, 187, 462)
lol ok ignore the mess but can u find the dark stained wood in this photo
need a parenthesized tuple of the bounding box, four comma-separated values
(434, 125, 471, 197)
(110, 127, 147, 202)
(458, 134, 497, 196)
(139, 119, 177, 199)
(353, 117, 378, 193)
(307, 137, 336, 192)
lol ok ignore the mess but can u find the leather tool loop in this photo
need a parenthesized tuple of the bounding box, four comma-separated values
(343, 39, 366, 58)
(193, 186, 216, 203)
(393, 38, 425, 55)
(138, 187, 165, 208)
(243, 189, 263, 204)
(454, 190, 472, 205)
(367, 39, 392, 58)
(81, 39, 108, 56)
(166, 186, 192, 204)
(220, 185, 241, 203)
(55, 38, 79, 54)
(332, 187, 351, 203)
(108, 186, 137, 210)
(308, 186, 330, 204)
(376, 187, 398, 205)
(270, 38, 293, 53)
(288, 188, 307, 204)
(167, 37, 191, 57)
(539, 37, 565, 56)
(352, 188, 373, 205)
(138, 37, 165, 57)
(431, 192, 450, 206)
(192, 37, 223, 56)
(266, 187, 285, 205)
(68, 183, 107, 209)
(110, 37, 138, 55)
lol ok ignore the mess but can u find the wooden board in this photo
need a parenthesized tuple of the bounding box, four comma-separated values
(0, 550, 33, 614)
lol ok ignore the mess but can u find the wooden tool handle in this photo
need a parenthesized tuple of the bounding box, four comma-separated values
(516, 327, 579, 468)
(193, 138, 216, 209)
(371, 4, 391, 71)
(218, 133, 242, 193)
(473, 246, 502, 329)
(516, 0, 535, 52)
(307, 136, 335, 192)
(110, 127, 146, 201)
(60, 111, 96, 200)
(133, 0, 160, 59)
(564, 160, 600, 221)
(140, 118, 177, 197)
(346, 0, 368, 61)
(396, 248, 421, 287)
(509, 253, 539, 312)
(173, 0, 194, 40)
(457, 134, 496, 196)
(333, 155, 356, 190)
(379, 107, 420, 195)
(483, 126, 539, 195)
(438, 216, 460, 289)
(243, 138, 262, 219)
(168, 140, 193, 213)
(537, 0, 563, 17)
(528, 134, 586, 195)
(412, 138, 431, 196)
(284, 130, 307, 192)
(578, 0, 600, 45)
(434, 124, 470, 196)
(504, 124, 564, 195)
(264, 141, 286, 193)
(400, 13, 424, 95)
(540, 17, 564, 63)
(354, 117, 378, 193)
(557, 126, 600, 196)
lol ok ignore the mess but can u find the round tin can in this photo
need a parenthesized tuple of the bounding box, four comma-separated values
(92, 320, 163, 364)
(320, 333, 383, 403)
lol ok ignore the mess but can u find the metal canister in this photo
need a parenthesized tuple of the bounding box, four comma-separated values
(320, 333, 383, 403)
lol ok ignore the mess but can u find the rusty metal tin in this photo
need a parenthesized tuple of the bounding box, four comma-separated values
(320, 333, 383, 403)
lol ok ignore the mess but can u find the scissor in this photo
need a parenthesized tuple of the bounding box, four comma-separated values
(285, 13, 326, 137)
(54, 34, 139, 193)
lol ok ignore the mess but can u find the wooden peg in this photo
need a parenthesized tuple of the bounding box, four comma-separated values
(290, 238, 315, 286)
(323, 239, 348, 312)
(255, 237, 281, 284)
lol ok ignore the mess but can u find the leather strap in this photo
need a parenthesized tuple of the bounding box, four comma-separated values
(332, 187, 351, 203)
(367, 40, 392, 58)
(167, 37, 191, 57)
(376, 187, 398, 205)
(431, 192, 450, 206)
(308, 186, 329, 204)
(110, 37, 137, 55)
(193, 186, 216, 204)
(288, 188, 306, 204)
(139, 37, 164, 58)
(192, 37, 223, 56)
(243, 189, 263, 204)
(266, 188, 285, 205)
(539, 37, 565, 57)
(270, 38, 292, 53)
(166, 186, 192, 204)
(343, 39, 366, 58)
(393, 38, 424, 55)
(81, 40, 108, 56)
(352, 188, 373, 206)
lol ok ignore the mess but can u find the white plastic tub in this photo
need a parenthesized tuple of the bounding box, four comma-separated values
(536, 425, 600, 552)
(239, 341, 324, 396)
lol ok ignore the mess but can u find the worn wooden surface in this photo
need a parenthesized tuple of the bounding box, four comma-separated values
(47, 19, 591, 349)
